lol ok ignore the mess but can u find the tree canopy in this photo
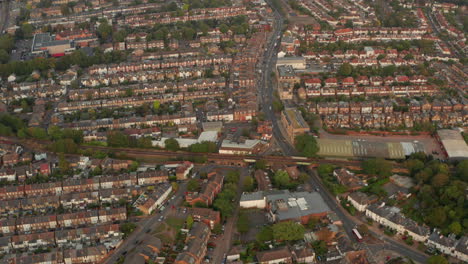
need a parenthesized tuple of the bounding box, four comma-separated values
(164, 138, 180, 151)
(362, 158, 392, 178)
(272, 221, 305, 241)
(273, 170, 290, 188)
(294, 134, 319, 157)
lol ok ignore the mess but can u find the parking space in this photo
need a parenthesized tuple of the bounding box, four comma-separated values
(10, 39, 33, 62)
(240, 209, 269, 242)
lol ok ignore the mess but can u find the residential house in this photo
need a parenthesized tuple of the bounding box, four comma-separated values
(256, 247, 292, 264)
(347, 192, 378, 212)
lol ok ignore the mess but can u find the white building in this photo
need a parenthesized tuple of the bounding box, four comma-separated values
(239, 191, 266, 209)
(347, 192, 377, 212)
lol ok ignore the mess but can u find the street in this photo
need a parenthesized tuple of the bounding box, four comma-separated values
(101, 181, 187, 264)
(259, 0, 297, 156)
(0, 0, 10, 33)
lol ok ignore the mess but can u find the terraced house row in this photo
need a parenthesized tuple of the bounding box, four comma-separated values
(0, 170, 168, 200)
(309, 98, 468, 115)
(60, 113, 197, 130)
(322, 111, 467, 129)
(0, 224, 121, 254)
(0, 187, 139, 216)
(68, 78, 226, 101)
(120, 6, 248, 27)
(80, 66, 229, 87)
(0, 208, 126, 235)
(87, 55, 233, 75)
(57, 90, 225, 112)
(5, 245, 108, 264)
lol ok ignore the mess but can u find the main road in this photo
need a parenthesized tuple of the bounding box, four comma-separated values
(259, 0, 297, 156)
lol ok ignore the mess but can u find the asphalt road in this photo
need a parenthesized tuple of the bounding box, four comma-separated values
(425, 8, 461, 58)
(0, 0, 10, 33)
(102, 181, 187, 264)
(260, 0, 297, 156)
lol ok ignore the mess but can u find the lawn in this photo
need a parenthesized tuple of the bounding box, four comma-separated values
(166, 216, 185, 230)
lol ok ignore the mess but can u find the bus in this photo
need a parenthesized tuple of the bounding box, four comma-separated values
(352, 228, 363, 242)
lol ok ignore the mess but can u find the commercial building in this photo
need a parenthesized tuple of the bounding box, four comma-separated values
(436, 129, 468, 161)
(31, 33, 75, 57)
(240, 190, 331, 224)
(219, 138, 264, 155)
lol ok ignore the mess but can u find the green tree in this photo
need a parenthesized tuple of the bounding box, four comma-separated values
(448, 221, 461, 235)
(274, 170, 290, 188)
(58, 153, 70, 173)
(427, 207, 447, 227)
(0, 34, 14, 51)
(317, 164, 334, 177)
(0, 50, 9, 64)
(256, 226, 274, 242)
(48, 125, 63, 141)
(213, 198, 234, 218)
(312, 240, 328, 256)
(164, 138, 180, 151)
(113, 29, 128, 42)
(120, 222, 137, 238)
(338, 62, 353, 76)
(153, 100, 161, 110)
(60, 4, 70, 15)
(294, 134, 319, 157)
(219, 24, 229, 33)
(97, 19, 112, 41)
(255, 160, 267, 170)
(362, 158, 392, 178)
(405, 159, 424, 176)
(20, 23, 34, 39)
(213, 223, 223, 234)
(431, 173, 449, 188)
(50, 138, 78, 153)
(237, 213, 249, 234)
(427, 255, 448, 264)
(272, 221, 305, 241)
(186, 215, 194, 229)
(137, 137, 152, 148)
(456, 160, 468, 181)
(107, 131, 129, 147)
(307, 217, 318, 229)
(226, 170, 240, 184)
(272, 100, 284, 112)
(28, 127, 48, 140)
(187, 179, 200, 192)
(243, 176, 254, 192)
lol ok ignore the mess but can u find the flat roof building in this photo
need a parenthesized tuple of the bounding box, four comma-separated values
(276, 56, 306, 69)
(32, 33, 75, 57)
(266, 190, 330, 224)
(436, 129, 468, 161)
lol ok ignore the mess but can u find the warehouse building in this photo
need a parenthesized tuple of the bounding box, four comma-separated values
(436, 129, 468, 161)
